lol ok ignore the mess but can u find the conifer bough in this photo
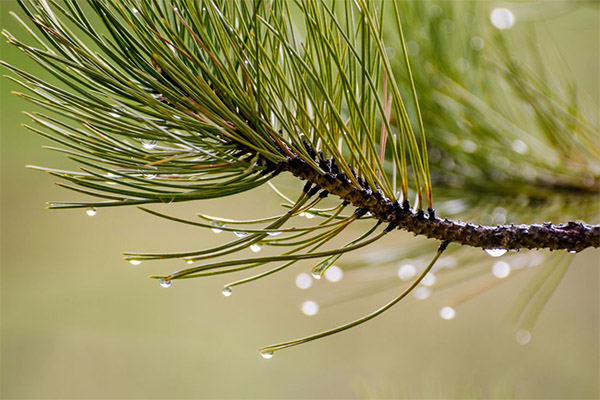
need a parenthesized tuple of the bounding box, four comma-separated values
(3, 0, 599, 353)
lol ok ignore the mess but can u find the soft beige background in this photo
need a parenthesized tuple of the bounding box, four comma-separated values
(1, 1, 598, 398)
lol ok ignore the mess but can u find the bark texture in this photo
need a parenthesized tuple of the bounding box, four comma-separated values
(278, 157, 600, 253)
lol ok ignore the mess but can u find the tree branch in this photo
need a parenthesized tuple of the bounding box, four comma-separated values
(279, 157, 600, 253)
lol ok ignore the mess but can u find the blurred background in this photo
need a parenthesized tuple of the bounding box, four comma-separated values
(1, 1, 598, 399)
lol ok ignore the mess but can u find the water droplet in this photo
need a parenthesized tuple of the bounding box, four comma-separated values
(406, 41, 419, 56)
(260, 350, 274, 359)
(141, 140, 157, 150)
(413, 287, 431, 300)
(129, 259, 142, 266)
(132, 8, 139, 14)
(492, 261, 511, 278)
(233, 231, 248, 238)
(86, 207, 97, 217)
(143, 174, 157, 180)
(490, 8, 515, 30)
(298, 212, 306, 218)
(324, 265, 343, 283)
(109, 111, 121, 118)
(470, 36, 484, 51)
(568, 250, 576, 254)
(185, 259, 194, 265)
(210, 221, 224, 233)
(222, 286, 232, 297)
(301, 300, 319, 316)
(440, 306, 456, 320)
(173, 115, 181, 120)
(311, 270, 321, 280)
(250, 244, 262, 253)
(511, 139, 528, 154)
(421, 272, 436, 287)
(267, 231, 281, 236)
(305, 212, 315, 219)
(397, 264, 416, 280)
(484, 248, 507, 257)
(159, 278, 171, 288)
(516, 329, 531, 345)
(295, 273, 313, 289)
(461, 140, 477, 153)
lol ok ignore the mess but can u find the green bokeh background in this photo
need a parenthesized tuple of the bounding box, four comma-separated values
(1, 1, 598, 398)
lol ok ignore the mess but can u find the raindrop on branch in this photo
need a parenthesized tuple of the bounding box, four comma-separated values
(222, 286, 233, 297)
(159, 279, 172, 288)
(484, 248, 507, 257)
(516, 329, 531, 345)
(86, 207, 97, 217)
(250, 244, 262, 253)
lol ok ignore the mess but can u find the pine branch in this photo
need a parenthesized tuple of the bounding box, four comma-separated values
(279, 156, 600, 252)
(2, 0, 598, 354)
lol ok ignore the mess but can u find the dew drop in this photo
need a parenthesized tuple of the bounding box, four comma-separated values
(397, 264, 416, 280)
(250, 244, 262, 253)
(470, 36, 484, 51)
(311, 270, 321, 280)
(511, 139, 528, 154)
(86, 207, 97, 217)
(301, 300, 319, 316)
(267, 231, 281, 236)
(234, 231, 248, 238)
(222, 286, 233, 297)
(109, 111, 121, 118)
(305, 212, 315, 219)
(440, 306, 456, 320)
(484, 248, 507, 257)
(186, 259, 194, 265)
(159, 278, 172, 288)
(260, 350, 274, 360)
(295, 273, 313, 289)
(141, 140, 157, 150)
(143, 174, 157, 180)
(132, 8, 139, 14)
(492, 261, 511, 278)
(516, 329, 531, 345)
(210, 221, 224, 233)
(324, 265, 343, 283)
(129, 259, 142, 266)
(568, 250, 576, 254)
(490, 8, 515, 30)
(173, 115, 181, 120)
